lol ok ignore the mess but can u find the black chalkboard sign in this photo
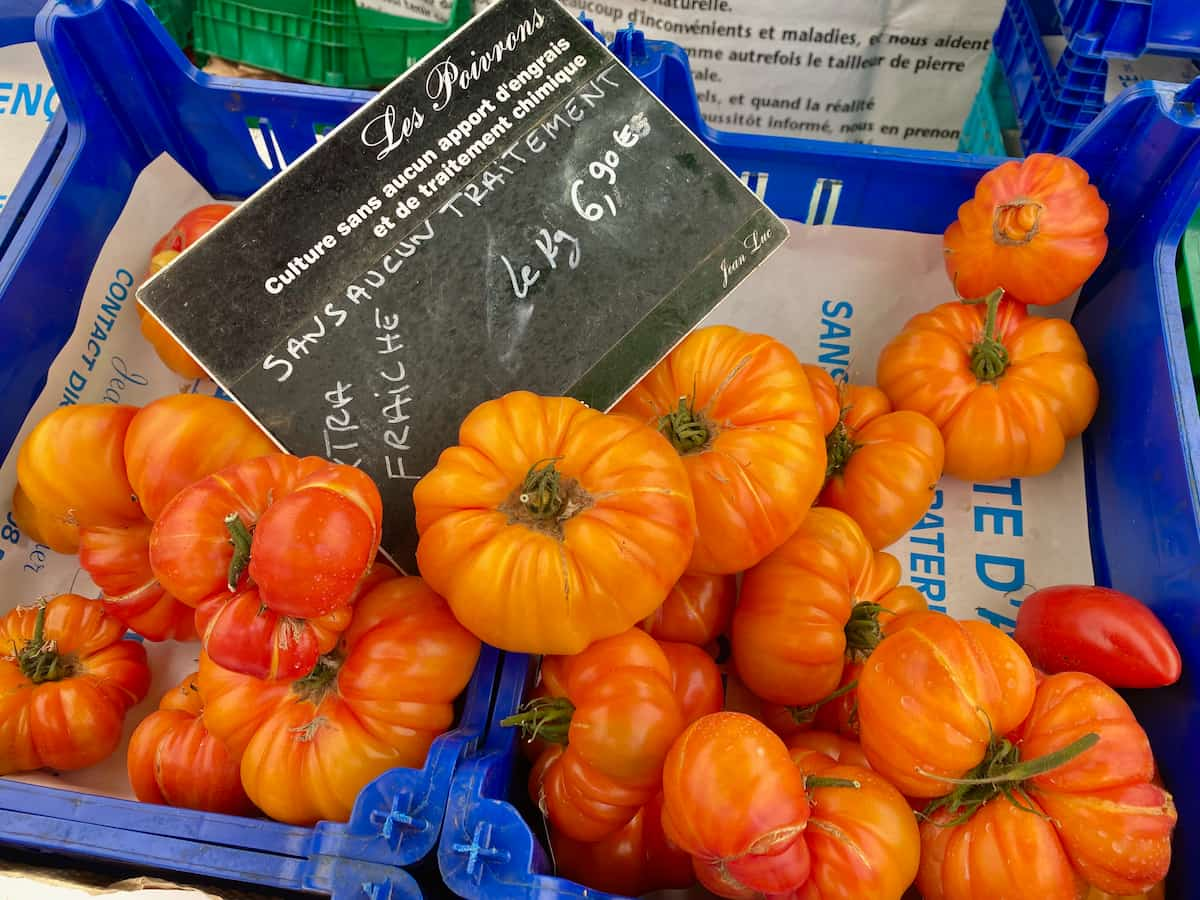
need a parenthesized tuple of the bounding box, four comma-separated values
(139, 0, 787, 570)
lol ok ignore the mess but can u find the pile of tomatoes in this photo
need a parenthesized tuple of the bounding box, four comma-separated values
(406, 153, 1178, 899)
(0, 153, 1183, 899)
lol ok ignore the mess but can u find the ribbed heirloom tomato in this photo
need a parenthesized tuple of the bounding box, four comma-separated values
(506, 629, 686, 842)
(0, 595, 150, 774)
(641, 572, 737, 647)
(414, 391, 695, 655)
(11, 484, 79, 554)
(804, 365, 944, 549)
(151, 453, 383, 677)
(732, 507, 927, 708)
(876, 292, 1099, 481)
(17, 404, 142, 528)
(856, 611, 1037, 798)
(199, 576, 480, 825)
(551, 792, 695, 896)
(943, 154, 1109, 306)
(612, 325, 826, 575)
(658, 640, 723, 726)
(127, 672, 254, 815)
(663, 712, 812, 898)
(917, 672, 1175, 900)
(79, 520, 196, 642)
(785, 730, 871, 772)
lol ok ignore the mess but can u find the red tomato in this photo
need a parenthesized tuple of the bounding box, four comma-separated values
(193, 562, 394, 681)
(1013, 585, 1181, 688)
(127, 671, 254, 815)
(0, 595, 150, 774)
(510, 629, 686, 842)
(659, 640, 724, 726)
(151, 203, 235, 254)
(150, 454, 382, 676)
(79, 520, 197, 642)
(662, 712, 811, 898)
(785, 730, 870, 772)
(551, 792, 695, 896)
(641, 572, 737, 647)
(199, 576, 480, 825)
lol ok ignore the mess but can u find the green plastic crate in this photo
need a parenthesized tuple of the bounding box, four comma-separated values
(194, 0, 471, 88)
(958, 52, 1024, 157)
(1178, 206, 1200, 385)
(148, 0, 195, 47)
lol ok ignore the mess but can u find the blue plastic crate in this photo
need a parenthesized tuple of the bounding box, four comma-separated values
(0, 0, 66, 267)
(438, 34, 1200, 900)
(1055, 0, 1200, 60)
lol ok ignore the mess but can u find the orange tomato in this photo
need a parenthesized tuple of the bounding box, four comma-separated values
(79, 520, 197, 642)
(17, 404, 142, 528)
(782, 762, 921, 900)
(199, 576, 480, 825)
(612, 325, 826, 575)
(732, 507, 927, 707)
(551, 792, 695, 896)
(877, 293, 1098, 482)
(803, 365, 944, 549)
(124, 394, 276, 520)
(127, 672, 254, 815)
(917, 673, 1175, 900)
(511, 629, 686, 842)
(663, 712, 813, 898)
(659, 640, 724, 726)
(414, 391, 696, 655)
(785, 730, 870, 772)
(857, 611, 1037, 798)
(11, 484, 79, 554)
(0, 595, 150, 774)
(943, 154, 1108, 307)
(641, 572, 736, 647)
(151, 203, 236, 255)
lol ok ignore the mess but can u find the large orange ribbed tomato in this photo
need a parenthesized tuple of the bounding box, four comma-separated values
(509, 629, 686, 842)
(804, 365, 944, 549)
(124, 394, 275, 521)
(0, 595, 150, 774)
(917, 673, 1175, 900)
(943, 154, 1108, 307)
(876, 293, 1098, 481)
(857, 611, 1038, 798)
(732, 507, 926, 708)
(79, 520, 196, 642)
(641, 572, 736, 647)
(612, 325, 826, 575)
(414, 391, 696, 655)
(127, 671, 254, 815)
(17, 405, 142, 528)
(199, 576, 480, 825)
(662, 712, 811, 898)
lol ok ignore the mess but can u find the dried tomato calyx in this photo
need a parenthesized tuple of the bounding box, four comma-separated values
(504, 459, 593, 537)
(787, 677, 859, 725)
(993, 199, 1044, 246)
(16, 604, 78, 684)
(292, 651, 343, 703)
(844, 601, 891, 656)
(966, 288, 1010, 383)
(825, 419, 858, 478)
(658, 396, 713, 454)
(920, 731, 1100, 826)
(501, 696, 575, 745)
(224, 512, 254, 592)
